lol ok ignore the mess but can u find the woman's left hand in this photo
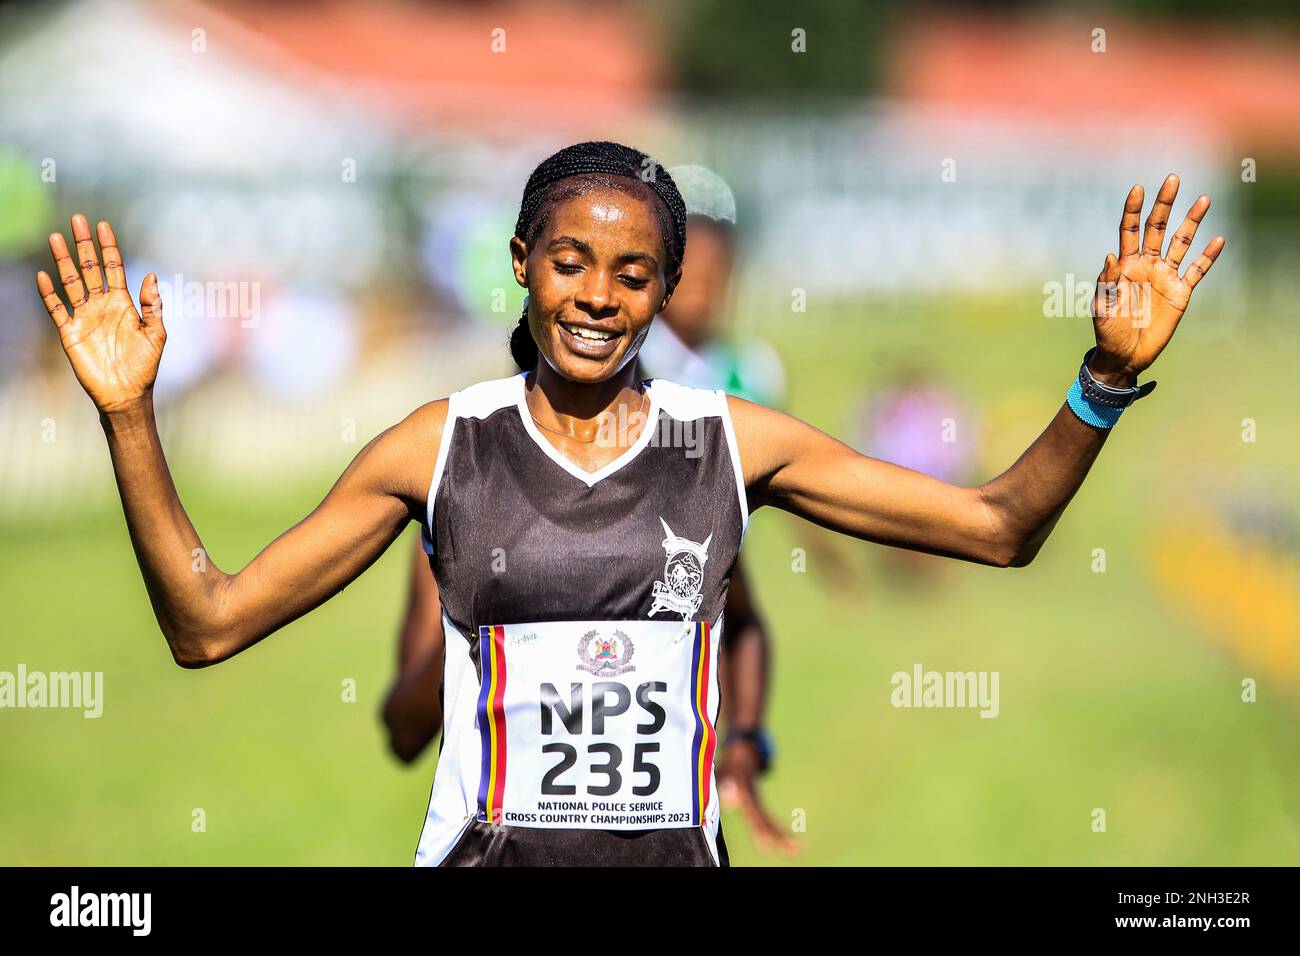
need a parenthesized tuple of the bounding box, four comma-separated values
(1088, 174, 1226, 386)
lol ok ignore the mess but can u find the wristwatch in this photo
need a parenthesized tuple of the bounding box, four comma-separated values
(1079, 347, 1157, 408)
(725, 727, 774, 774)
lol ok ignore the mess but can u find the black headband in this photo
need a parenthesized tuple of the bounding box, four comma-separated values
(513, 141, 687, 271)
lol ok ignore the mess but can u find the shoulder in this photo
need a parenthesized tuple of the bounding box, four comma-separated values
(647, 377, 729, 420)
(722, 394, 776, 486)
(379, 374, 524, 506)
(354, 398, 450, 510)
(723, 393, 835, 493)
(446, 373, 524, 420)
(389, 373, 522, 455)
(646, 381, 790, 496)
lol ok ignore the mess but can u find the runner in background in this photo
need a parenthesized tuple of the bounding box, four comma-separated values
(637, 165, 785, 407)
(639, 165, 795, 853)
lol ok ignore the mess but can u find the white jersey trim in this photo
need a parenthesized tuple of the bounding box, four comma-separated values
(648, 376, 724, 421)
(717, 392, 750, 541)
(413, 612, 480, 866)
(650, 379, 748, 540)
(514, 372, 661, 488)
(423, 376, 522, 556)
(428, 374, 751, 550)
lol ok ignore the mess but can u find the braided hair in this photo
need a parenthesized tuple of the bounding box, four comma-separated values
(509, 141, 688, 372)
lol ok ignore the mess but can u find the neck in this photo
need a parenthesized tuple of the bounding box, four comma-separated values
(526, 361, 645, 440)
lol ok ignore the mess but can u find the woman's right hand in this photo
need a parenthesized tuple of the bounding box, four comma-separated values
(37, 214, 166, 414)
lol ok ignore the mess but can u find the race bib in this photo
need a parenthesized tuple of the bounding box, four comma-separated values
(476, 619, 718, 830)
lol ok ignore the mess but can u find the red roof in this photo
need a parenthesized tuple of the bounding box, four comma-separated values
(200, 0, 665, 133)
(889, 13, 1300, 153)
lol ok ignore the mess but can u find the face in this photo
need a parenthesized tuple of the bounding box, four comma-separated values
(658, 217, 733, 350)
(511, 184, 678, 382)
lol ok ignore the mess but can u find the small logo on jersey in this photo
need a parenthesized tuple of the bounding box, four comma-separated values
(649, 517, 711, 620)
(576, 629, 636, 676)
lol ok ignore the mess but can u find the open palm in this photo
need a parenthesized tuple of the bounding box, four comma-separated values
(1090, 175, 1225, 380)
(37, 214, 166, 414)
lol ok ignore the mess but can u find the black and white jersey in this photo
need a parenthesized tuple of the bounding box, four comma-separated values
(413, 372, 748, 866)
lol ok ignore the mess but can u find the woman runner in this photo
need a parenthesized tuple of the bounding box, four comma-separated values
(383, 162, 796, 855)
(35, 141, 1224, 866)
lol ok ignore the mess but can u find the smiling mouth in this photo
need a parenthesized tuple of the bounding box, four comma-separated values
(558, 320, 623, 357)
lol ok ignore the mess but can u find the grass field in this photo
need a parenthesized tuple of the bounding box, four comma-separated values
(2, 293, 1297, 865)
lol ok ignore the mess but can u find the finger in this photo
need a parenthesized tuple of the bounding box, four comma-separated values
(741, 797, 790, 851)
(139, 272, 163, 324)
(48, 232, 87, 307)
(96, 220, 127, 291)
(71, 214, 105, 296)
(1092, 253, 1119, 316)
(735, 780, 777, 835)
(1118, 184, 1143, 258)
(740, 804, 775, 850)
(1100, 251, 1119, 283)
(1181, 235, 1225, 290)
(35, 271, 71, 328)
(1141, 174, 1179, 257)
(1164, 195, 1209, 268)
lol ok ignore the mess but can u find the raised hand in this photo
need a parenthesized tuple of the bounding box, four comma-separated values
(1088, 175, 1225, 385)
(37, 214, 166, 413)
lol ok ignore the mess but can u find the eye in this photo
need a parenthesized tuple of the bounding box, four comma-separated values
(619, 275, 649, 290)
(553, 261, 583, 275)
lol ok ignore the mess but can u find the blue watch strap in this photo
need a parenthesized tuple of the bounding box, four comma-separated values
(725, 727, 774, 773)
(1067, 377, 1125, 429)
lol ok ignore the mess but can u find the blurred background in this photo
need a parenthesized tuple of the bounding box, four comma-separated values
(1, 0, 1297, 865)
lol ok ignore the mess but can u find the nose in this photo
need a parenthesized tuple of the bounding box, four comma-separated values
(574, 268, 618, 319)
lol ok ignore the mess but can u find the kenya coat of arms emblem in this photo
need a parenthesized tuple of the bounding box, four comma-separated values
(576, 629, 636, 676)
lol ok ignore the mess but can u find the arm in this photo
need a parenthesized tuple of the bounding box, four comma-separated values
(382, 532, 447, 762)
(716, 560, 798, 852)
(37, 215, 445, 667)
(719, 561, 768, 736)
(729, 176, 1224, 566)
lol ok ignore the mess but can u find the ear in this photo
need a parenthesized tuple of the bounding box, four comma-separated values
(509, 236, 529, 289)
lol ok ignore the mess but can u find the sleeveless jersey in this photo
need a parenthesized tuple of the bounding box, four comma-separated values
(413, 372, 749, 866)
